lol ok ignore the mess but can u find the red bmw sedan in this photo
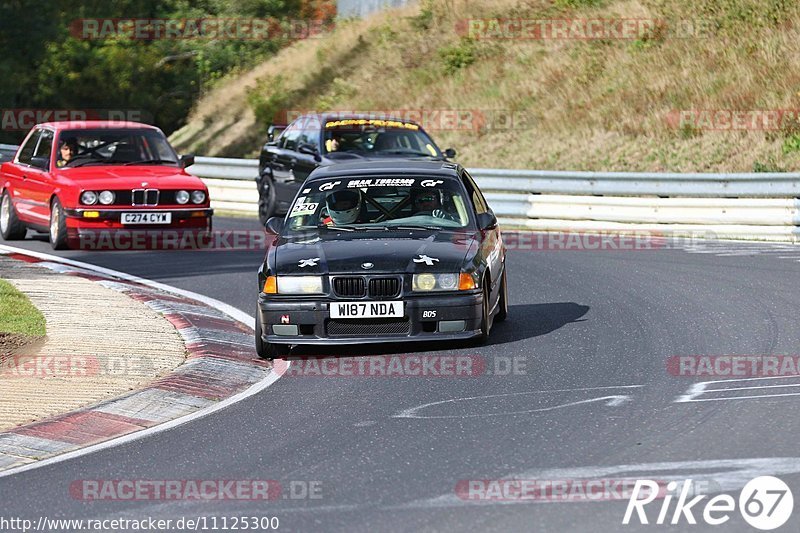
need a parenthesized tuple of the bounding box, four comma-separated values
(0, 121, 212, 250)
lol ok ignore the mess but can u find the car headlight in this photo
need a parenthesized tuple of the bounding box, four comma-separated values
(191, 190, 206, 204)
(413, 272, 462, 291)
(175, 190, 190, 204)
(276, 276, 324, 294)
(98, 190, 115, 205)
(80, 191, 98, 205)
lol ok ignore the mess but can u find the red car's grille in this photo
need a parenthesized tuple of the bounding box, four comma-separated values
(132, 189, 159, 206)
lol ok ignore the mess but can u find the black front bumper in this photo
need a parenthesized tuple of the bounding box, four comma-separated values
(257, 291, 483, 345)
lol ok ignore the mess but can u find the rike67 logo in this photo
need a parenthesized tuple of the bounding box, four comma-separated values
(623, 476, 793, 530)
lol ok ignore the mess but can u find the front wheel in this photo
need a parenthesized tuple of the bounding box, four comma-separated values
(257, 175, 276, 226)
(49, 197, 69, 250)
(0, 191, 27, 241)
(495, 266, 508, 322)
(255, 306, 290, 361)
(475, 283, 491, 345)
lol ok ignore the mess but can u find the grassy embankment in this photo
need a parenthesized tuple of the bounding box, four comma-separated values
(0, 279, 46, 358)
(171, 0, 800, 172)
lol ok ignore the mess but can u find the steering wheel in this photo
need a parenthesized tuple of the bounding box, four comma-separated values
(432, 209, 458, 222)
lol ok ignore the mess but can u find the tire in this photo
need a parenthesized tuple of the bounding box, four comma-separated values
(257, 174, 276, 226)
(0, 190, 27, 241)
(475, 282, 491, 345)
(49, 197, 69, 250)
(495, 266, 508, 322)
(255, 306, 290, 361)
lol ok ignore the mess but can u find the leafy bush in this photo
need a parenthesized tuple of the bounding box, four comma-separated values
(753, 157, 786, 172)
(439, 38, 477, 74)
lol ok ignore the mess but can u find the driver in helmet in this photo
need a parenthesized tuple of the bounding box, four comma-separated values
(322, 189, 366, 226)
(411, 188, 454, 220)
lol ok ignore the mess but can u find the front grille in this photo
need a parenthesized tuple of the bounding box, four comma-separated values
(109, 190, 132, 205)
(368, 277, 401, 298)
(159, 190, 180, 205)
(333, 277, 366, 298)
(327, 318, 410, 336)
(132, 189, 159, 206)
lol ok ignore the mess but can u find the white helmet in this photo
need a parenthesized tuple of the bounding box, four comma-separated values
(326, 190, 362, 224)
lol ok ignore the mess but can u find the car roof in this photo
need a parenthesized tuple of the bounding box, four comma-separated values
(308, 160, 462, 180)
(37, 121, 160, 131)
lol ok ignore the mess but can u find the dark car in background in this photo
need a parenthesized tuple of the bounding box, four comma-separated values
(255, 160, 507, 360)
(256, 114, 456, 224)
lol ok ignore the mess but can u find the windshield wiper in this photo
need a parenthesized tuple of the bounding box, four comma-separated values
(318, 224, 356, 232)
(389, 224, 441, 231)
(376, 150, 436, 157)
(123, 159, 178, 166)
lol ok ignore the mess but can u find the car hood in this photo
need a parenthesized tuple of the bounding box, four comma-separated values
(274, 231, 476, 275)
(57, 165, 204, 189)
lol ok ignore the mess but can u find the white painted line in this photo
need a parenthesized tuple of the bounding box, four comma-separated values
(703, 382, 800, 394)
(0, 244, 288, 479)
(679, 392, 800, 402)
(674, 375, 800, 403)
(394, 385, 642, 419)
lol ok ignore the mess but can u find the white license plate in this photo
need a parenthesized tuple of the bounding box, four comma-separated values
(330, 301, 404, 319)
(121, 212, 172, 225)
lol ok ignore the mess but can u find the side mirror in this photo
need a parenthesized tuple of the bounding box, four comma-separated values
(443, 148, 457, 159)
(477, 212, 497, 231)
(30, 156, 49, 170)
(267, 124, 286, 143)
(180, 154, 195, 169)
(265, 216, 285, 235)
(298, 143, 318, 155)
(298, 143, 322, 162)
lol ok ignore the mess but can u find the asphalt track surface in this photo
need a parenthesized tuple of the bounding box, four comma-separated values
(3, 217, 800, 532)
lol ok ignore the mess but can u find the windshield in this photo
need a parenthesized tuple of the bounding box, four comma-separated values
(56, 128, 178, 168)
(322, 118, 441, 157)
(286, 176, 473, 232)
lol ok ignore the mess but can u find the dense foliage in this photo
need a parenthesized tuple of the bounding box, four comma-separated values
(0, 0, 334, 144)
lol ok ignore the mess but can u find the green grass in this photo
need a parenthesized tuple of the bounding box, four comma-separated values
(0, 279, 46, 337)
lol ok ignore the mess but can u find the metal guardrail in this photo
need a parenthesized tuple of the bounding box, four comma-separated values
(0, 144, 17, 164)
(186, 157, 800, 242)
(337, 0, 416, 19)
(3, 147, 798, 241)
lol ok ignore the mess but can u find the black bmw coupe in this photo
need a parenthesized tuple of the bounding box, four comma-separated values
(256, 160, 507, 359)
